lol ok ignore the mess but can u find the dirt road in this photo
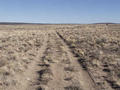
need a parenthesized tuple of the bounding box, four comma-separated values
(0, 30, 99, 90)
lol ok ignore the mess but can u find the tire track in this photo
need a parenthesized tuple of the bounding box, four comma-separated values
(56, 31, 99, 90)
(26, 32, 49, 90)
(13, 32, 49, 90)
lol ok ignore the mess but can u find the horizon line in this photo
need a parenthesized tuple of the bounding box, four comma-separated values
(0, 22, 119, 25)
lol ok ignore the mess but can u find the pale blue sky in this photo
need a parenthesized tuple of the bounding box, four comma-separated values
(0, 0, 120, 23)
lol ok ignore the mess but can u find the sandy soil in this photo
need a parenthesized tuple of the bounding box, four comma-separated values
(0, 24, 120, 90)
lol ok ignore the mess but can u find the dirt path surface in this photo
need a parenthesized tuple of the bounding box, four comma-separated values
(31, 31, 97, 90)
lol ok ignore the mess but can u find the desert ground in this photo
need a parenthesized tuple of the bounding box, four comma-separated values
(0, 24, 120, 90)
